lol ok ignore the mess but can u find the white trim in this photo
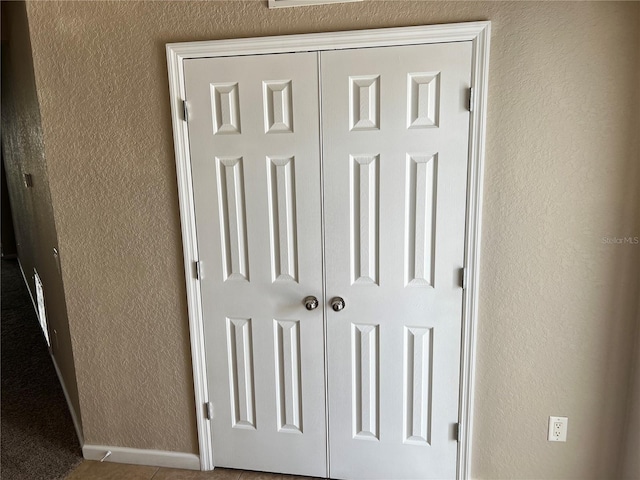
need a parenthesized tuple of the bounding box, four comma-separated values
(269, 0, 361, 9)
(166, 22, 491, 59)
(51, 354, 85, 447)
(82, 445, 200, 470)
(458, 22, 491, 480)
(166, 21, 490, 477)
(167, 40, 214, 472)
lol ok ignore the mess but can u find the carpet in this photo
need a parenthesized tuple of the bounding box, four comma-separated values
(1, 258, 83, 479)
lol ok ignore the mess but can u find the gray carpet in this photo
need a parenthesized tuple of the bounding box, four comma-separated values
(1, 258, 83, 479)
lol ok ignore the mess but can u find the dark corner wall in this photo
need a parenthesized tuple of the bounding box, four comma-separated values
(1, 0, 82, 437)
(2, 150, 18, 257)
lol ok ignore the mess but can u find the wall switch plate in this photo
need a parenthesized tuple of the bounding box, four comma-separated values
(548, 416, 568, 442)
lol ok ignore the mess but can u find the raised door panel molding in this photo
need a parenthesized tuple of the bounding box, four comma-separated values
(407, 73, 440, 128)
(351, 154, 379, 285)
(352, 323, 379, 440)
(211, 83, 241, 134)
(349, 76, 380, 131)
(274, 319, 303, 433)
(267, 156, 298, 283)
(226, 318, 257, 429)
(263, 80, 294, 133)
(405, 153, 437, 287)
(403, 326, 433, 445)
(216, 157, 250, 282)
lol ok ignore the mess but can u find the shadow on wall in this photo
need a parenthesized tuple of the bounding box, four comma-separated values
(1, 151, 18, 257)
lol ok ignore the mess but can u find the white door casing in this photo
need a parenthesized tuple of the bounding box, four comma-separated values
(322, 42, 472, 479)
(167, 22, 490, 480)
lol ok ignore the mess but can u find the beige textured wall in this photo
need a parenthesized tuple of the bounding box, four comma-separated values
(1, 1, 82, 431)
(621, 24, 640, 480)
(25, 1, 640, 477)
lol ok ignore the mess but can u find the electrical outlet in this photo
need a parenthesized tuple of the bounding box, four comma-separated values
(548, 416, 568, 442)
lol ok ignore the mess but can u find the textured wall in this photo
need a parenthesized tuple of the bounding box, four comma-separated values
(24, 1, 640, 477)
(621, 24, 640, 480)
(1, 1, 82, 431)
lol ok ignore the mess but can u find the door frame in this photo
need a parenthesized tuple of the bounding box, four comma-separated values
(166, 21, 490, 478)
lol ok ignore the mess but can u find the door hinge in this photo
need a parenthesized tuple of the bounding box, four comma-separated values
(468, 87, 474, 112)
(460, 267, 467, 289)
(454, 422, 460, 442)
(182, 100, 189, 122)
(205, 401, 214, 420)
(195, 260, 203, 280)
(23, 173, 34, 188)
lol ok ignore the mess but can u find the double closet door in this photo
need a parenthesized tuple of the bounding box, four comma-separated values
(184, 41, 472, 480)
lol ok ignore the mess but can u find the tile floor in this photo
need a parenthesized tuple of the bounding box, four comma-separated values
(65, 461, 320, 480)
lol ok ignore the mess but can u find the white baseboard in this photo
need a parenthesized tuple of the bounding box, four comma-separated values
(50, 354, 85, 447)
(82, 445, 200, 470)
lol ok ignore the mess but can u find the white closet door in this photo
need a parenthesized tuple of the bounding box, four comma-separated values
(184, 52, 327, 477)
(322, 42, 472, 480)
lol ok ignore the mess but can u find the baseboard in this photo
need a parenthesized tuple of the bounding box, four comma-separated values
(82, 445, 200, 470)
(50, 354, 85, 447)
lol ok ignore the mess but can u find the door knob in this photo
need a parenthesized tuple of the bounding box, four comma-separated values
(330, 297, 345, 312)
(303, 296, 319, 311)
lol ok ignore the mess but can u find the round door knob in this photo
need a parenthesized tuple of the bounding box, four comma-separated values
(303, 296, 319, 311)
(331, 297, 346, 312)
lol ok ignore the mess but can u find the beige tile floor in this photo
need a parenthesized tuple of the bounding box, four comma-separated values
(65, 461, 321, 480)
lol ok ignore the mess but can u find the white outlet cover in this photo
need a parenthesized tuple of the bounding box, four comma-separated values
(548, 416, 568, 442)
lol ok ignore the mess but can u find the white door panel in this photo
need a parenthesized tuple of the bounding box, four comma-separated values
(321, 42, 472, 480)
(184, 52, 326, 477)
